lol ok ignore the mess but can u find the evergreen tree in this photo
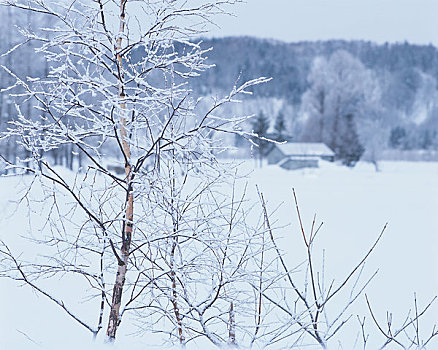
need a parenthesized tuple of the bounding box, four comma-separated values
(251, 112, 270, 165)
(337, 114, 364, 166)
(389, 126, 407, 149)
(273, 112, 287, 141)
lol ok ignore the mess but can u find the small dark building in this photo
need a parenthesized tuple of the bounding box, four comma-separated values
(267, 142, 335, 170)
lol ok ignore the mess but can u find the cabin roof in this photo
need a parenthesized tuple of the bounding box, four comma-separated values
(276, 142, 335, 157)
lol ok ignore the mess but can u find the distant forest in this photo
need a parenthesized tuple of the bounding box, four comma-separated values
(189, 37, 438, 107)
(2, 15, 438, 171)
(170, 37, 438, 165)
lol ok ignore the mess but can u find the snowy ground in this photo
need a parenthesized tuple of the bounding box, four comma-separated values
(1, 160, 437, 349)
(249, 160, 438, 348)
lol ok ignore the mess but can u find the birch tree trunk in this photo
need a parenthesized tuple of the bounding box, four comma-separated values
(106, 0, 134, 340)
(0, 0, 275, 345)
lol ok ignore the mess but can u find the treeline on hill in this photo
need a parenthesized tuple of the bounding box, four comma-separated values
(2, 17, 438, 171)
(174, 37, 438, 166)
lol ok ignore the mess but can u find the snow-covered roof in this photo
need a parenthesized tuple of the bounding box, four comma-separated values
(276, 142, 335, 157)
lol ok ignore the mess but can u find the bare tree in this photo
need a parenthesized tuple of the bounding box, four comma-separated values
(0, 0, 271, 344)
(301, 50, 381, 166)
(363, 293, 438, 350)
(257, 189, 437, 349)
(2, 2, 436, 348)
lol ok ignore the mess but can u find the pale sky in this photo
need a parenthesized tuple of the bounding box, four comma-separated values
(209, 0, 438, 46)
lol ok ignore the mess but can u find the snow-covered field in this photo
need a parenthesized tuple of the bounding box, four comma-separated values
(250, 160, 438, 348)
(1, 160, 437, 349)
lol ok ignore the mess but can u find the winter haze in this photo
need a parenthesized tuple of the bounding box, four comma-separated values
(209, 0, 438, 46)
(0, 1, 437, 349)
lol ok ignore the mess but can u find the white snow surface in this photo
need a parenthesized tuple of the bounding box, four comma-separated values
(0, 160, 437, 349)
(276, 142, 335, 157)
